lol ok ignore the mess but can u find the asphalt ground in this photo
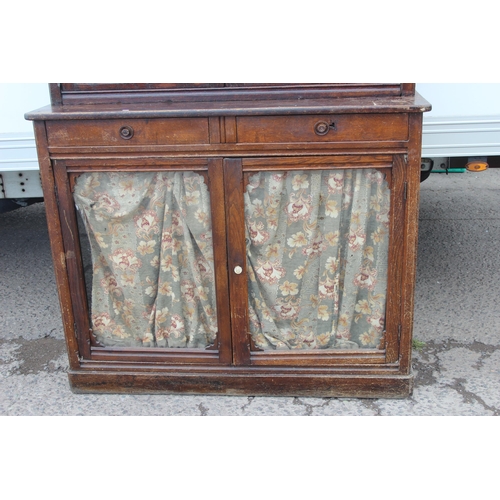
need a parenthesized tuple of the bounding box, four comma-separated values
(1, 169, 500, 416)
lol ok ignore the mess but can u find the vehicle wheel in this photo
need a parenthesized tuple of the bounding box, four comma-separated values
(420, 169, 432, 182)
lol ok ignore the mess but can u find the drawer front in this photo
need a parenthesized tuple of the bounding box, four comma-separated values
(235, 114, 408, 143)
(46, 118, 210, 147)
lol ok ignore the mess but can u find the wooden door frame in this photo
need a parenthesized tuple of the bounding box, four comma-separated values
(223, 154, 406, 367)
(51, 157, 233, 366)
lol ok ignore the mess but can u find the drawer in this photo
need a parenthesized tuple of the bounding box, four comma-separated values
(235, 113, 408, 143)
(46, 118, 210, 147)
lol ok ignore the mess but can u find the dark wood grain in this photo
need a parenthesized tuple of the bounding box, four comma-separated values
(384, 154, 406, 363)
(46, 118, 210, 147)
(208, 117, 221, 144)
(52, 160, 91, 358)
(224, 116, 237, 143)
(401, 84, 416, 96)
(399, 113, 425, 374)
(223, 158, 251, 365)
(50, 83, 413, 107)
(45, 141, 411, 159)
(242, 155, 394, 169)
(49, 83, 63, 106)
(236, 114, 409, 143)
(68, 369, 413, 398)
(207, 158, 233, 365)
(32, 122, 80, 370)
(26, 93, 431, 121)
(89, 348, 221, 364)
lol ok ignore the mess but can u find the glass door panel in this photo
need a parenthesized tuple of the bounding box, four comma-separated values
(244, 168, 391, 351)
(69, 169, 221, 351)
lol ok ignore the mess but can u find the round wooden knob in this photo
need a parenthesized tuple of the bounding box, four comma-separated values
(119, 125, 134, 140)
(314, 121, 330, 136)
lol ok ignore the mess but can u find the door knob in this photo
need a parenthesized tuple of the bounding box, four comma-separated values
(234, 266, 243, 275)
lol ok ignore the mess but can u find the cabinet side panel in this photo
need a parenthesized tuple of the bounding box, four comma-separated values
(385, 155, 406, 363)
(33, 122, 80, 369)
(400, 113, 424, 373)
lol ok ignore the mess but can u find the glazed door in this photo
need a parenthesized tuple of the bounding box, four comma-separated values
(52, 157, 232, 365)
(51, 154, 406, 369)
(224, 155, 406, 367)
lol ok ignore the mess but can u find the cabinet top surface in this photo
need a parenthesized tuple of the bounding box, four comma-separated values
(26, 93, 431, 121)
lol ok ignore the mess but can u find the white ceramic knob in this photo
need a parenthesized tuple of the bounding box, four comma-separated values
(234, 266, 243, 275)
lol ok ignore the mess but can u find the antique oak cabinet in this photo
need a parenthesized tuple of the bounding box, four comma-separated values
(26, 84, 430, 397)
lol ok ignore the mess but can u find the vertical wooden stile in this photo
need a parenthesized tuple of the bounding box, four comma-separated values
(385, 154, 406, 363)
(208, 117, 221, 144)
(207, 158, 232, 364)
(52, 160, 91, 359)
(48, 83, 63, 106)
(223, 158, 251, 365)
(224, 116, 237, 143)
(399, 113, 425, 373)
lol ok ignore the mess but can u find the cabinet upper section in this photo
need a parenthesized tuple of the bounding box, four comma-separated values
(50, 83, 416, 107)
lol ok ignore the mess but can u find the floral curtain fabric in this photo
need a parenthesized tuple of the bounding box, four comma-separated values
(72, 167, 390, 353)
(245, 168, 390, 350)
(73, 171, 218, 348)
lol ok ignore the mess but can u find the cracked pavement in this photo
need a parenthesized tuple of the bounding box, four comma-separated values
(1, 169, 500, 415)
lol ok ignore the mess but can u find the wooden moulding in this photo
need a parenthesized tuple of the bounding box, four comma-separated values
(46, 142, 412, 160)
(68, 369, 413, 398)
(50, 83, 415, 106)
(61, 159, 233, 368)
(26, 93, 430, 122)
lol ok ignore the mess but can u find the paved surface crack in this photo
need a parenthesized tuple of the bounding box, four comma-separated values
(445, 378, 500, 416)
(240, 397, 255, 412)
(293, 397, 313, 415)
(361, 399, 382, 415)
(412, 340, 500, 389)
(293, 397, 332, 415)
(198, 403, 209, 416)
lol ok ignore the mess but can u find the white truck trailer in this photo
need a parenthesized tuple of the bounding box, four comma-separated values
(0, 84, 49, 212)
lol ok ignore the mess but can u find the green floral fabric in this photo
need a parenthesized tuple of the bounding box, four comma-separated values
(73, 167, 390, 353)
(245, 169, 390, 350)
(73, 171, 218, 348)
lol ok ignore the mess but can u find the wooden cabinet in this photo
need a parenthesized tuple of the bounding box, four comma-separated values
(26, 84, 430, 397)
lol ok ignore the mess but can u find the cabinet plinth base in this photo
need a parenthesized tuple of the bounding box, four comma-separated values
(68, 369, 413, 398)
